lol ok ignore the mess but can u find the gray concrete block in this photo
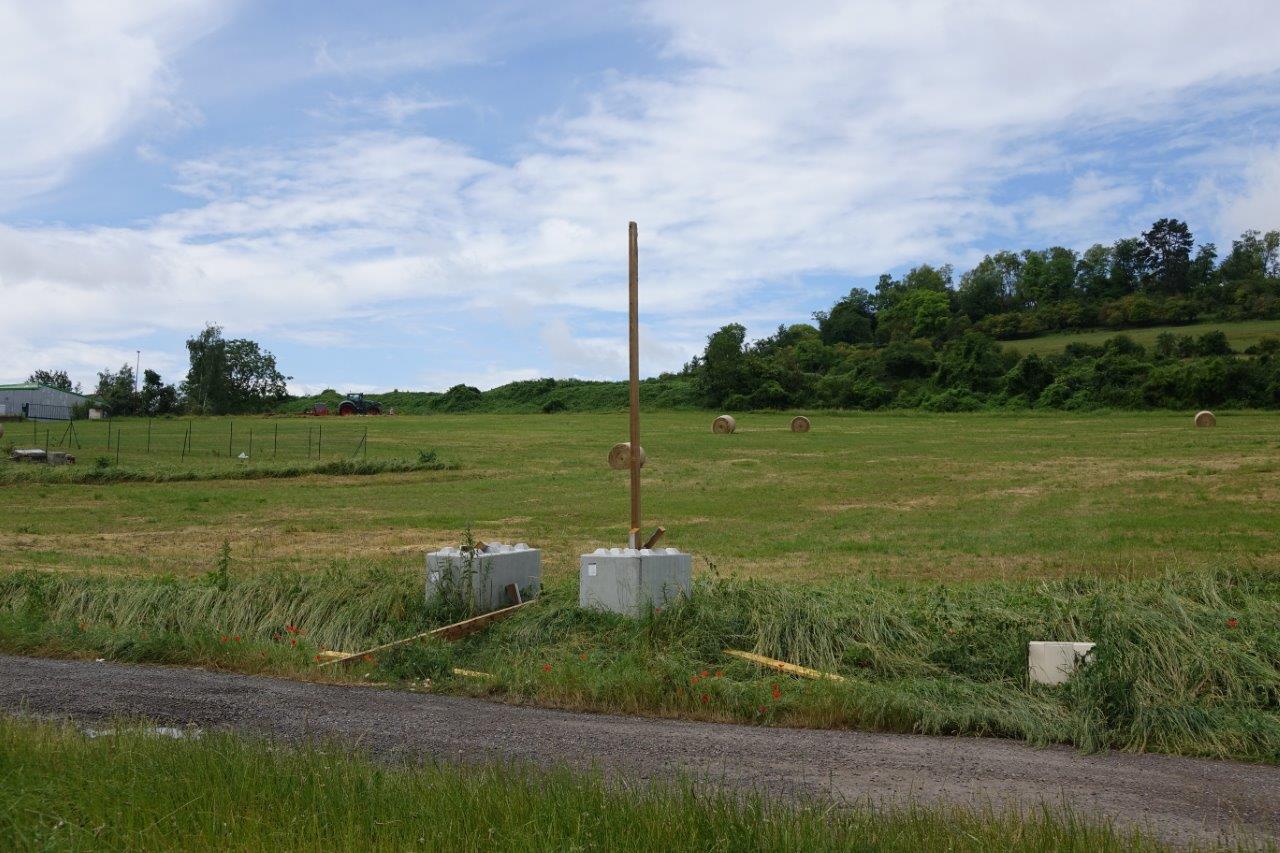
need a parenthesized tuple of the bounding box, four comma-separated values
(426, 543, 540, 612)
(579, 548, 693, 617)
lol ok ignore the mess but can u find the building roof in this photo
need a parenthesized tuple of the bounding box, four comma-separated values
(0, 382, 90, 399)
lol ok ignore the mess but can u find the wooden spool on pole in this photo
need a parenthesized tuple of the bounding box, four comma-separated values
(790, 415, 811, 433)
(712, 415, 736, 434)
(608, 442, 646, 470)
(1194, 410, 1216, 428)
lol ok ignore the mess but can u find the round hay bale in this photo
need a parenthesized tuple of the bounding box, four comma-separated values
(607, 442, 646, 470)
(1194, 410, 1216, 428)
(790, 415, 811, 433)
(712, 414, 737, 434)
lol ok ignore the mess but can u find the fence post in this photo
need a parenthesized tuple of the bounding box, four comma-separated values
(228, 420, 234, 457)
(318, 424, 323, 459)
(147, 419, 152, 453)
(273, 422, 278, 458)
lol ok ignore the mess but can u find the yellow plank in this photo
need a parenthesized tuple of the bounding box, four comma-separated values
(723, 648, 846, 682)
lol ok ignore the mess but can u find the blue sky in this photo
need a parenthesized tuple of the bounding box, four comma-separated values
(3, 1, 1280, 394)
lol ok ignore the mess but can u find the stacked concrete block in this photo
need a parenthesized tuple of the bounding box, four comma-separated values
(579, 547, 692, 617)
(426, 543, 540, 612)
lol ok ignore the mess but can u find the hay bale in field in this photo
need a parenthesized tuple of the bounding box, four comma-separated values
(1194, 410, 1216, 428)
(712, 415, 737, 434)
(607, 442, 646, 470)
(790, 415, 811, 433)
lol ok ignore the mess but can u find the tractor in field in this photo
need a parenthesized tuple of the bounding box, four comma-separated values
(338, 393, 382, 416)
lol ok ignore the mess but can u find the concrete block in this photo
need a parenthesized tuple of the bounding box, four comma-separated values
(579, 547, 692, 617)
(426, 543, 540, 612)
(1028, 641, 1095, 686)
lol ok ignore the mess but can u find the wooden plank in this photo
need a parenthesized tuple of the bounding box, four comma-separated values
(641, 526, 666, 550)
(451, 667, 493, 679)
(317, 600, 535, 667)
(723, 648, 847, 682)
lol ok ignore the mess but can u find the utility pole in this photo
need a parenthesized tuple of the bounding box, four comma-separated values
(628, 221, 641, 549)
(135, 350, 140, 393)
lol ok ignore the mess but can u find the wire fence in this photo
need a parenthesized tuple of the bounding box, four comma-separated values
(34, 417, 382, 467)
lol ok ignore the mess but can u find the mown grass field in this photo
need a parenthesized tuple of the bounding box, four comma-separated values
(2, 411, 1278, 581)
(2, 411, 1278, 764)
(0, 718, 1162, 852)
(1003, 318, 1280, 355)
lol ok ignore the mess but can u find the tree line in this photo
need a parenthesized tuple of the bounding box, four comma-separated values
(29, 325, 289, 417)
(685, 220, 1280, 411)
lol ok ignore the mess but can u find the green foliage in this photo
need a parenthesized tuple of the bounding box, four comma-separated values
(375, 639, 454, 681)
(2, 566, 1277, 764)
(0, 717, 1161, 852)
(182, 324, 290, 415)
(25, 369, 77, 393)
(205, 539, 232, 592)
(0, 454, 456, 486)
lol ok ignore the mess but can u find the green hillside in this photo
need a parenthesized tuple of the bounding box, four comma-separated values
(1001, 319, 1280, 356)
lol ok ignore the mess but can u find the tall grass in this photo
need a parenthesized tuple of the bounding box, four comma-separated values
(1, 566, 1276, 763)
(0, 717, 1162, 852)
(0, 454, 456, 486)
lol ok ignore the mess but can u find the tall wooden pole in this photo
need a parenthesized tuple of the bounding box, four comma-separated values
(628, 221, 641, 549)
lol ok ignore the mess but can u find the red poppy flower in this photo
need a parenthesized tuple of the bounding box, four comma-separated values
(1226, 618, 1239, 629)
(579, 653, 588, 661)
(714, 670, 723, 678)
(690, 675, 699, 685)
(771, 683, 782, 700)
(757, 706, 767, 715)
(362, 654, 375, 663)
(220, 635, 228, 643)
(700, 693, 709, 704)
(233, 636, 241, 643)
(542, 663, 552, 672)
(290, 639, 297, 647)
(700, 670, 709, 678)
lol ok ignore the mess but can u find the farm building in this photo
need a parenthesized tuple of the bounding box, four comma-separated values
(0, 382, 91, 421)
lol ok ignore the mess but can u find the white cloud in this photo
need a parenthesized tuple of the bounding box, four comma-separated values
(1217, 146, 1280, 240)
(0, 0, 230, 206)
(4, 1, 1280, 389)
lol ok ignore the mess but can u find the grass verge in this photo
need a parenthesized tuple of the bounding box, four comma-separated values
(0, 716, 1163, 852)
(1, 565, 1276, 763)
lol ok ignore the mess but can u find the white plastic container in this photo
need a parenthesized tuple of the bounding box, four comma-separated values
(1028, 641, 1095, 686)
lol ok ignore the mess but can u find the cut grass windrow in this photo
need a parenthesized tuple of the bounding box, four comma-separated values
(2, 565, 1276, 764)
(0, 455, 456, 486)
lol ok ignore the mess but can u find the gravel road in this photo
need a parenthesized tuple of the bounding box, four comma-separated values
(1, 654, 1276, 847)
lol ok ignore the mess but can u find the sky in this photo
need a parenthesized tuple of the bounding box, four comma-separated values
(3, 1, 1280, 395)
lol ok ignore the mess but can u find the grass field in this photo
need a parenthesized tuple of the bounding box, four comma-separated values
(2, 411, 1278, 581)
(0, 717, 1163, 852)
(1003, 318, 1280, 355)
(2, 411, 1279, 762)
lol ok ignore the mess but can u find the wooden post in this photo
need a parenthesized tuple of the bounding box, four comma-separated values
(228, 420, 234, 457)
(628, 221, 641, 549)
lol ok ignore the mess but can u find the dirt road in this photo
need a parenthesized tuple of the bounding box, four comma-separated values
(1, 654, 1275, 847)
